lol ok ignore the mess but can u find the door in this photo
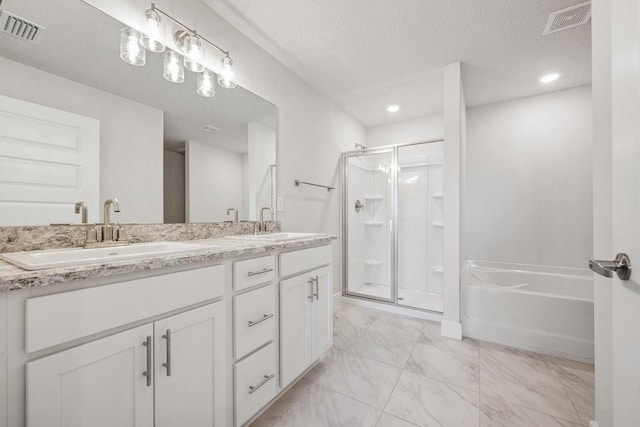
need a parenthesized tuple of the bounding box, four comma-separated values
(154, 302, 226, 427)
(343, 149, 395, 301)
(0, 94, 100, 226)
(591, 1, 640, 425)
(26, 324, 153, 427)
(610, 0, 640, 424)
(311, 266, 333, 359)
(279, 273, 312, 388)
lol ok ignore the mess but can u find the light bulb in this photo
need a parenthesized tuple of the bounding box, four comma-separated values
(183, 34, 204, 72)
(120, 27, 145, 66)
(140, 8, 165, 53)
(197, 69, 216, 97)
(163, 50, 184, 83)
(217, 55, 236, 88)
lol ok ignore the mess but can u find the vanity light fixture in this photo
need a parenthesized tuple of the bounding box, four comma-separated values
(386, 104, 400, 113)
(539, 73, 560, 83)
(163, 49, 184, 83)
(197, 69, 216, 97)
(120, 27, 145, 66)
(120, 2, 237, 94)
(140, 7, 165, 53)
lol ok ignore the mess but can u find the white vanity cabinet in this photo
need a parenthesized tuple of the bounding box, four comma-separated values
(23, 265, 227, 427)
(279, 246, 333, 388)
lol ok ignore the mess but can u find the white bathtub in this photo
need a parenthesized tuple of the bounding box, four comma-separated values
(461, 260, 594, 362)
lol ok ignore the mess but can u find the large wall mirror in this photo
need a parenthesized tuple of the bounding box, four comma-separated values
(0, 0, 277, 226)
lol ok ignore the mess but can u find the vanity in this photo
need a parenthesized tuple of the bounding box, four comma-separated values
(0, 231, 335, 427)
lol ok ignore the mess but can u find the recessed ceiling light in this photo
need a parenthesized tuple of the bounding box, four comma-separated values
(539, 73, 560, 83)
(386, 105, 400, 113)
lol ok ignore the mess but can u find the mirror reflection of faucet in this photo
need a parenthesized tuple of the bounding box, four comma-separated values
(226, 207, 239, 223)
(74, 201, 88, 223)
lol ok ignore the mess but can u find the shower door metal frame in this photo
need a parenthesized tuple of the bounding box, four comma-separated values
(340, 138, 445, 312)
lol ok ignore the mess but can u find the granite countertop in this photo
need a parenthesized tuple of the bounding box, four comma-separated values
(0, 234, 336, 291)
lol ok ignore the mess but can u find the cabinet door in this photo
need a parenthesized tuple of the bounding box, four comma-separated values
(154, 302, 226, 427)
(279, 273, 312, 388)
(311, 266, 333, 360)
(26, 324, 154, 427)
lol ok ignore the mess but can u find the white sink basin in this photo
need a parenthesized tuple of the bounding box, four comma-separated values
(0, 241, 214, 270)
(226, 232, 323, 242)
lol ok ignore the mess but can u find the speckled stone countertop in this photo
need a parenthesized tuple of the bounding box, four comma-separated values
(0, 234, 336, 292)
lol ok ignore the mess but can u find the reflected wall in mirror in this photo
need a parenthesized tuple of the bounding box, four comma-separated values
(0, 0, 277, 226)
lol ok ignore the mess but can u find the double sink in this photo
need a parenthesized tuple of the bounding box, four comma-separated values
(1, 232, 323, 271)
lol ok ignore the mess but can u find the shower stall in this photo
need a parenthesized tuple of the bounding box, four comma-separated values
(341, 140, 444, 313)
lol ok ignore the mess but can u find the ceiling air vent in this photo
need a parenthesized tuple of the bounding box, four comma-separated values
(0, 9, 45, 43)
(199, 125, 221, 134)
(543, 1, 591, 35)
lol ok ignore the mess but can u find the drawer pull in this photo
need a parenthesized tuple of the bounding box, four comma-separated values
(248, 373, 275, 394)
(248, 313, 274, 327)
(162, 329, 172, 376)
(312, 276, 319, 300)
(142, 335, 152, 387)
(248, 268, 274, 277)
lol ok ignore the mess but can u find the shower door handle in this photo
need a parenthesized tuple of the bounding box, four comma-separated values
(589, 253, 632, 280)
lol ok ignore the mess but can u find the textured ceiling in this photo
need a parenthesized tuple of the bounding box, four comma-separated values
(204, 0, 592, 127)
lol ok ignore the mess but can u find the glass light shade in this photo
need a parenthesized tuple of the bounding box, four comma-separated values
(163, 50, 184, 83)
(140, 8, 165, 53)
(120, 27, 145, 66)
(197, 69, 216, 97)
(183, 34, 204, 72)
(217, 55, 236, 88)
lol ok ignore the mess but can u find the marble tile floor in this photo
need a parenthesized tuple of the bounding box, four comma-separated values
(249, 303, 594, 427)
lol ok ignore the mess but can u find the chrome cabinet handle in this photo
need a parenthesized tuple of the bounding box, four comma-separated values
(308, 278, 314, 302)
(248, 373, 275, 395)
(312, 276, 319, 300)
(248, 313, 274, 327)
(142, 335, 152, 387)
(162, 329, 172, 376)
(248, 268, 274, 277)
(589, 253, 632, 280)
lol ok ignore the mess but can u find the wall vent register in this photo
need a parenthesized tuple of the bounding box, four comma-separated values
(0, 9, 45, 43)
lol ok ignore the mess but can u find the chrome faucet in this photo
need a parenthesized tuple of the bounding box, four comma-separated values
(226, 207, 239, 223)
(74, 201, 88, 224)
(259, 207, 273, 233)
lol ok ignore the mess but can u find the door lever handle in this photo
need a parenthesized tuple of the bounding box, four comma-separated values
(589, 253, 632, 280)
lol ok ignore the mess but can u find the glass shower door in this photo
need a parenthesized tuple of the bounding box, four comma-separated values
(344, 149, 394, 302)
(397, 142, 444, 312)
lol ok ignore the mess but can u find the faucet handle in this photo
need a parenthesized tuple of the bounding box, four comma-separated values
(115, 224, 127, 242)
(85, 227, 98, 244)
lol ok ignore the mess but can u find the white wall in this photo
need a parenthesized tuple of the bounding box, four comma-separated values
(87, 0, 366, 294)
(163, 150, 186, 223)
(465, 85, 593, 268)
(0, 56, 164, 224)
(185, 141, 245, 222)
(366, 114, 444, 148)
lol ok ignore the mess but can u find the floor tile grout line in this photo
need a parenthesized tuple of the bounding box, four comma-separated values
(262, 385, 313, 427)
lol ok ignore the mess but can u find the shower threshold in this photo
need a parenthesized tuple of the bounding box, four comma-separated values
(352, 283, 443, 312)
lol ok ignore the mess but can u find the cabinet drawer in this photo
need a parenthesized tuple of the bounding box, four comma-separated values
(233, 285, 276, 359)
(233, 255, 275, 291)
(25, 265, 225, 353)
(234, 342, 277, 426)
(279, 245, 331, 278)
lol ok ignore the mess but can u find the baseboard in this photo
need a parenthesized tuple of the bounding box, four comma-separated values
(589, 421, 599, 427)
(441, 320, 462, 340)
